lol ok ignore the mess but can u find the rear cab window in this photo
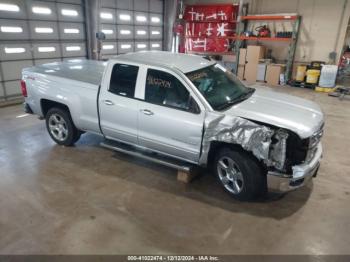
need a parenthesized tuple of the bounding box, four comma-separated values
(109, 64, 139, 98)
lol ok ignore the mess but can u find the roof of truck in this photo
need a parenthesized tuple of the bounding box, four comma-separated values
(113, 51, 216, 73)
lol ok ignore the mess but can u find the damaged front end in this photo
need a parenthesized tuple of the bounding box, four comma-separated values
(200, 112, 322, 192)
(199, 112, 289, 171)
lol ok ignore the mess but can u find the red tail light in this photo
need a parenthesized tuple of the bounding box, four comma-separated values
(20, 80, 27, 97)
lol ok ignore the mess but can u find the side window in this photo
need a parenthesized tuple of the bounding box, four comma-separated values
(109, 64, 139, 98)
(145, 69, 193, 111)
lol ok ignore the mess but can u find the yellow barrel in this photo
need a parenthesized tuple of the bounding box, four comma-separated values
(296, 65, 307, 81)
(306, 69, 320, 84)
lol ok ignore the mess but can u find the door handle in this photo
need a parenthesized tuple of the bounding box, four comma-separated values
(104, 100, 114, 106)
(141, 109, 154, 116)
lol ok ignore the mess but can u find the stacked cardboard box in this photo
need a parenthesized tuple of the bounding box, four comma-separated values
(244, 46, 266, 83)
(265, 64, 286, 86)
(237, 48, 247, 80)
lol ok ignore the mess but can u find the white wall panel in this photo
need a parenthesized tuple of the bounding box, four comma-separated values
(135, 41, 149, 51)
(0, 0, 27, 19)
(1, 60, 33, 81)
(135, 26, 149, 39)
(61, 42, 86, 57)
(57, 3, 84, 22)
(134, 12, 149, 25)
(150, 0, 163, 13)
(4, 80, 21, 97)
(101, 24, 117, 40)
(59, 22, 85, 40)
(0, 43, 32, 61)
(100, 8, 117, 24)
(101, 0, 117, 8)
(0, 19, 29, 40)
(116, 9, 133, 25)
(29, 21, 59, 40)
(27, 1, 58, 21)
(32, 43, 61, 59)
(117, 41, 134, 53)
(117, 25, 133, 39)
(149, 26, 162, 40)
(117, 0, 133, 10)
(134, 0, 148, 11)
(101, 42, 118, 55)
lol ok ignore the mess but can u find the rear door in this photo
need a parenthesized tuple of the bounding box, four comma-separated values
(137, 67, 205, 163)
(99, 62, 140, 144)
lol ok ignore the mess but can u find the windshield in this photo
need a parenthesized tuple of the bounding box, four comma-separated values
(186, 64, 254, 110)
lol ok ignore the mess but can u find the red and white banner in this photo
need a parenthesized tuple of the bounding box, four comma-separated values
(184, 4, 238, 53)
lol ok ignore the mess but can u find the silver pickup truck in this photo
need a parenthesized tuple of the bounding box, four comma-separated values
(22, 51, 324, 200)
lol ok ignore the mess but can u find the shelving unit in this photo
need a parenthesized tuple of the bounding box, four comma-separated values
(234, 13, 301, 82)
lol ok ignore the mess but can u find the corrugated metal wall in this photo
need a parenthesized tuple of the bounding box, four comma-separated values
(99, 0, 164, 59)
(0, 0, 87, 102)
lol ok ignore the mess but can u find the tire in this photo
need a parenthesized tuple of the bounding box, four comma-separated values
(45, 107, 81, 146)
(213, 146, 266, 201)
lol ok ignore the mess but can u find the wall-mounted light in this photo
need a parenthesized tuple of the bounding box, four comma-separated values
(0, 3, 20, 12)
(64, 28, 79, 34)
(0, 26, 23, 33)
(136, 15, 147, 22)
(32, 6, 51, 14)
(100, 12, 113, 19)
(119, 14, 131, 21)
(66, 46, 81, 51)
(38, 46, 55, 52)
(61, 9, 78, 16)
(4, 47, 25, 53)
(102, 45, 114, 50)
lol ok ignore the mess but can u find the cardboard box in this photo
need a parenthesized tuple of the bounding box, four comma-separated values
(222, 54, 236, 63)
(257, 63, 267, 81)
(238, 48, 247, 65)
(237, 65, 245, 80)
(246, 45, 266, 64)
(266, 64, 286, 86)
(244, 63, 258, 83)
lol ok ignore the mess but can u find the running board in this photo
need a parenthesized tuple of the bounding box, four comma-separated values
(100, 140, 192, 172)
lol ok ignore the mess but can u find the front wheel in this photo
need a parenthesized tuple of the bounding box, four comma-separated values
(214, 147, 266, 201)
(45, 108, 81, 146)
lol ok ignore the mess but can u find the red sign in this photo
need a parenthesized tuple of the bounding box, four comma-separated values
(184, 4, 238, 53)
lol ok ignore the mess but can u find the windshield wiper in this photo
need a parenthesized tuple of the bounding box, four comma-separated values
(216, 88, 255, 111)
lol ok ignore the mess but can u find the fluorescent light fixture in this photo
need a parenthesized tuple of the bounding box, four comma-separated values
(35, 27, 53, 33)
(136, 15, 147, 22)
(102, 45, 114, 50)
(137, 43, 146, 49)
(151, 17, 160, 23)
(151, 30, 160, 35)
(120, 29, 131, 35)
(102, 29, 113, 35)
(0, 3, 20, 12)
(64, 28, 79, 34)
(100, 12, 113, 19)
(151, 43, 160, 48)
(66, 46, 81, 51)
(121, 44, 131, 49)
(0, 26, 23, 33)
(61, 9, 78, 16)
(4, 47, 25, 53)
(119, 14, 130, 21)
(137, 30, 146, 35)
(32, 6, 51, 14)
(38, 46, 55, 52)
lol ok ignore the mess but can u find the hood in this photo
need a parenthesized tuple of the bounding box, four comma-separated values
(224, 88, 324, 139)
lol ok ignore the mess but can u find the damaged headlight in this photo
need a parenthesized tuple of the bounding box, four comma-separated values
(268, 129, 289, 171)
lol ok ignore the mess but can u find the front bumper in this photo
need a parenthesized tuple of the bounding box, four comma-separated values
(267, 143, 322, 193)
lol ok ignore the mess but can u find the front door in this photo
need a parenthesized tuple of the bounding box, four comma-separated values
(137, 68, 205, 163)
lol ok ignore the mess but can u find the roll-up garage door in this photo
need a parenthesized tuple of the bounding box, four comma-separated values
(99, 0, 164, 59)
(0, 0, 87, 102)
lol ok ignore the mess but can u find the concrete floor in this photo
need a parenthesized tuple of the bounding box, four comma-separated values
(0, 86, 350, 255)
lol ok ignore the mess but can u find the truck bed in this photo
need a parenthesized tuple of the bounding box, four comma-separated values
(23, 59, 107, 86)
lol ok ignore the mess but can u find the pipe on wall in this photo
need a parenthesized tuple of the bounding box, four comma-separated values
(163, 0, 179, 51)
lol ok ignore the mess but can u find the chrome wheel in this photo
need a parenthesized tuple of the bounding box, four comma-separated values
(217, 156, 244, 195)
(48, 113, 68, 142)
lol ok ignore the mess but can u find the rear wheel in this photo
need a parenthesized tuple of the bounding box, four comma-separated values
(46, 108, 81, 146)
(213, 147, 266, 201)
